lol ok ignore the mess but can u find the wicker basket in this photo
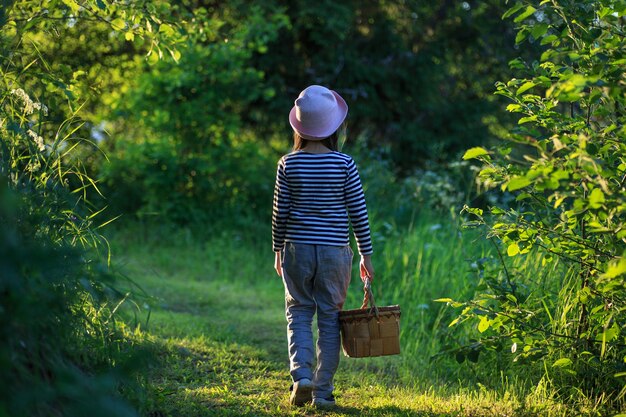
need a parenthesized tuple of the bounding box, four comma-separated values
(339, 280, 401, 358)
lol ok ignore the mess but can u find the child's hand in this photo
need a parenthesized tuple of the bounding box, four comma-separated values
(274, 251, 283, 277)
(360, 255, 375, 282)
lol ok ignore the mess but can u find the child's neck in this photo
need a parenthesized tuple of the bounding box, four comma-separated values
(302, 142, 332, 154)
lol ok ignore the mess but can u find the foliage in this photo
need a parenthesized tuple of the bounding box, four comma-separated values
(1, 0, 187, 120)
(448, 0, 626, 407)
(99, 132, 277, 224)
(120, 3, 289, 150)
(97, 3, 288, 224)
(252, 0, 539, 172)
(0, 182, 144, 417)
(96, 0, 544, 224)
(0, 1, 182, 414)
(0, 96, 141, 413)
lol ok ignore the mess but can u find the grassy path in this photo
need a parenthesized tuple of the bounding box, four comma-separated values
(115, 235, 541, 417)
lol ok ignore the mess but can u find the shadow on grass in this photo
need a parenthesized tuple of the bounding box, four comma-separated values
(120, 244, 517, 416)
(136, 277, 426, 416)
(139, 333, 429, 417)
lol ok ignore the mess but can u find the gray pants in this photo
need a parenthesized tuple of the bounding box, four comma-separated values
(281, 242, 353, 400)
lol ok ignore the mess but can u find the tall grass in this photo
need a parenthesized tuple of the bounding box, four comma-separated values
(339, 212, 484, 376)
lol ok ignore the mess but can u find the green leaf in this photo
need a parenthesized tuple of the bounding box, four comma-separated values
(502, 3, 525, 19)
(159, 23, 176, 37)
(169, 48, 182, 62)
(111, 18, 126, 30)
(552, 358, 573, 368)
(515, 28, 529, 44)
(508, 58, 526, 70)
(518, 115, 537, 124)
(61, 0, 81, 12)
(517, 81, 536, 95)
(477, 316, 490, 333)
(448, 316, 462, 327)
(506, 104, 522, 112)
(601, 324, 620, 342)
(588, 188, 605, 209)
(146, 50, 160, 65)
(540, 49, 556, 61)
(462, 147, 489, 160)
(568, 52, 581, 61)
(603, 257, 626, 279)
(531, 23, 549, 39)
(507, 243, 520, 257)
(434, 298, 454, 303)
(553, 196, 566, 209)
(125, 31, 135, 41)
(514, 5, 537, 23)
(507, 176, 531, 191)
(540, 34, 558, 45)
(598, 7, 612, 18)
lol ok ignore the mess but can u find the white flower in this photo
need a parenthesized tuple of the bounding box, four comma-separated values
(27, 129, 46, 151)
(11, 88, 48, 116)
(37, 102, 49, 116)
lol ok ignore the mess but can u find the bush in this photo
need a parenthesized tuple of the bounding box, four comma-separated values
(450, 0, 626, 410)
(0, 181, 143, 417)
(99, 132, 277, 225)
(1, 56, 146, 417)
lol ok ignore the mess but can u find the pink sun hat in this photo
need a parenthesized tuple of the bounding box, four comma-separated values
(289, 85, 348, 140)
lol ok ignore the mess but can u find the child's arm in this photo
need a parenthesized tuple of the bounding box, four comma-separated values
(272, 158, 290, 276)
(345, 157, 374, 280)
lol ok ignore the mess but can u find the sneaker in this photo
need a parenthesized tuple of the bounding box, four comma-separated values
(312, 395, 336, 408)
(289, 378, 313, 406)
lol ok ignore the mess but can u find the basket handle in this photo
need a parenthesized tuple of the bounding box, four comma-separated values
(360, 277, 380, 319)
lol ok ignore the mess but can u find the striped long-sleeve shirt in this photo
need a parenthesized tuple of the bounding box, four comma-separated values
(272, 151, 373, 255)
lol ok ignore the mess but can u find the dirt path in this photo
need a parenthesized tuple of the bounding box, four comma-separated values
(121, 246, 531, 417)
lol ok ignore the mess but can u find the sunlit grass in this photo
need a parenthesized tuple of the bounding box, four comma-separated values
(109, 218, 596, 416)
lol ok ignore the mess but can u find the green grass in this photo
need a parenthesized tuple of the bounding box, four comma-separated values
(109, 221, 588, 417)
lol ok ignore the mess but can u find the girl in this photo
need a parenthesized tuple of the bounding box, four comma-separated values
(272, 85, 375, 408)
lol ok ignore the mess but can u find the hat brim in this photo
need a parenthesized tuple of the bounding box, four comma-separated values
(289, 90, 348, 140)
